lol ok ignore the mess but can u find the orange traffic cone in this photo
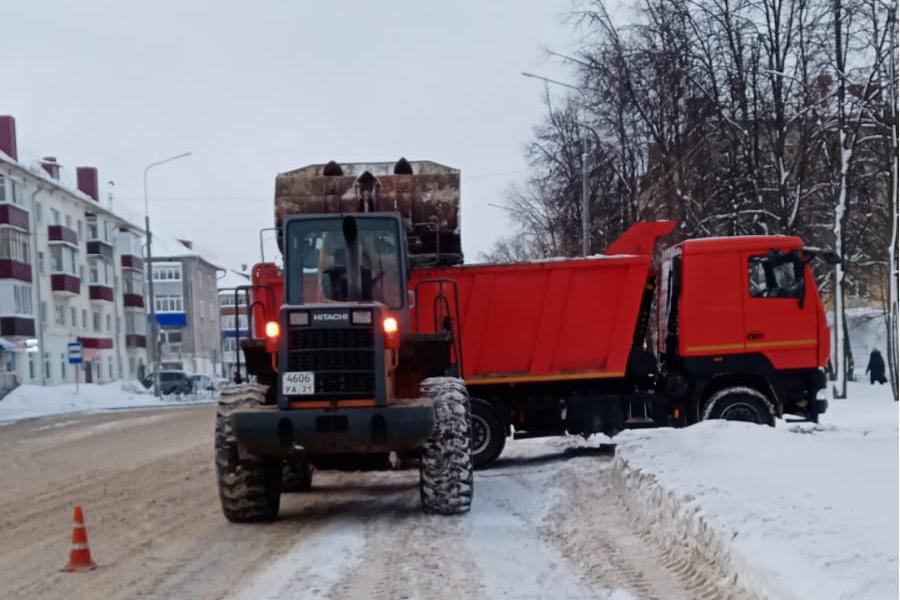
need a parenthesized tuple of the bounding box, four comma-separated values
(62, 505, 97, 572)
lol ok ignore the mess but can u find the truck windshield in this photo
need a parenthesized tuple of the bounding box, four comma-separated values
(285, 217, 404, 308)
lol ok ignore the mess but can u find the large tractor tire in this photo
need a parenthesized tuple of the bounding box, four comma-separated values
(215, 385, 282, 522)
(282, 459, 314, 493)
(702, 386, 776, 426)
(419, 377, 474, 515)
(471, 397, 506, 469)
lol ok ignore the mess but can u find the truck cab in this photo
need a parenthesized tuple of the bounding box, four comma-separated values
(658, 236, 829, 424)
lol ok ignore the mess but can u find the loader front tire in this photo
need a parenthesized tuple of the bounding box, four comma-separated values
(419, 377, 474, 515)
(215, 385, 282, 522)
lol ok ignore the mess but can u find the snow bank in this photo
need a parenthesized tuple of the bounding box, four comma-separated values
(613, 382, 898, 600)
(0, 382, 213, 424)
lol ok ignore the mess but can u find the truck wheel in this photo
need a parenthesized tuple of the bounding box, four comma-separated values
(471, 397, 506, 469)
(215, 386, 282, 522)
(282, 459, 313, 492)
(419, 377, 474, 515)
(702, 386, 776, 427)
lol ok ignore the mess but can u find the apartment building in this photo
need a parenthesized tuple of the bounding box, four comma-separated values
(217, 269, 251, 381)
(149, 238, 222, 376)
(0, 115, 149, 386)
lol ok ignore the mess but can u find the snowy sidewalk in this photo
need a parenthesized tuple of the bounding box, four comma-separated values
(614, 382, 898, 600)
(0, 382, 215, 424)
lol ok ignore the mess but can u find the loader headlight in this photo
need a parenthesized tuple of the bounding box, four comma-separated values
(289, 311, 309, 326)
(351, 310, 373, 325)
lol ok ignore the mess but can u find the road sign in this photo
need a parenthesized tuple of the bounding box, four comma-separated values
(68, 342, 83, 365)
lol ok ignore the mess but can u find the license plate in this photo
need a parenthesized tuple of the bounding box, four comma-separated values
(282, 371, 315, 395)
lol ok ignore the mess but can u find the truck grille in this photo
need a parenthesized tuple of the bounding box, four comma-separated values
(286, 326, 376, 399)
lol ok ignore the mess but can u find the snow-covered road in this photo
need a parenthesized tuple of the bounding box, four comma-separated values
(1, 381, 894, 599)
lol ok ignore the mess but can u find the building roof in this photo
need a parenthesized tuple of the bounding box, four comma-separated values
(216, 269, 251, 291)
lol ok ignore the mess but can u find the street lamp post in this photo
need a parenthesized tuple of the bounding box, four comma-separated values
(143, 152, 191, 397)
(522, 71, 592, 257)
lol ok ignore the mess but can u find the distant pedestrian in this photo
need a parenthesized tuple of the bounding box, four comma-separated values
(866, 349, 887, 385)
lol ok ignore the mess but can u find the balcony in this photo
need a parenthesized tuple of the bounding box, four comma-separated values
(50, 274, 80, 296)
(125, 334, 146, 348)
(0, 205, 29, 230)
(0, 259, 31, 282)
(86, 240, 113, 259)
(78, 336, 113, 350)
(47, 225, 78, 246)
(123, 293, 144, 308)
(121, 254, 143, 271)
(88, 284, 114, 302)
(0, 316, 35, 337)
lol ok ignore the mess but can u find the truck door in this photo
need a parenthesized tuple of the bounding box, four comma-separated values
(742, 251, 818, 369)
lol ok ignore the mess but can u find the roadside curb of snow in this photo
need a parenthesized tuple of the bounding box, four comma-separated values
(609, 455, 766, 599)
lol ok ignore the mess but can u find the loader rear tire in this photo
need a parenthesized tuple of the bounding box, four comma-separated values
(282, 459, 313, 492)
(420, 377, 474, 515)
(215, 385, 282, 522)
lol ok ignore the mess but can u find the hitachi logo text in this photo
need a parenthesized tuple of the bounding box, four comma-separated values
(312, 312, 348, 322)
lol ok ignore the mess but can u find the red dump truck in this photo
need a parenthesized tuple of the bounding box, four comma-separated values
(216, 158, 831, 522)
(411, 223, 832, 466)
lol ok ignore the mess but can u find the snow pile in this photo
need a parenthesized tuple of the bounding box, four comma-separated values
(0, 382, 214, 424)
(613, 382, 898, 600)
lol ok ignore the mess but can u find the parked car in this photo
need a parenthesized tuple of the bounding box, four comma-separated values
(190, 374, 216, 394)
(141, 370, 193, 395)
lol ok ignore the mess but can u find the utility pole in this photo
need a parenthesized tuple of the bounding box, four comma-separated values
(522, 71, 592, 255)
(143, 152, 191, 397)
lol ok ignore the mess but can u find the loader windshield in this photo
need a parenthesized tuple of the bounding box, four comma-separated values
(286, 216, 404, 308)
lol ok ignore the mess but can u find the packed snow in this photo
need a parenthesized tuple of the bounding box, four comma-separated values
(0, 381, 215, 425)
(614, 381, 898, 600)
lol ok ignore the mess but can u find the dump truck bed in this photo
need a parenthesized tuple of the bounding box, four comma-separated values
(409, 254, 654, 384)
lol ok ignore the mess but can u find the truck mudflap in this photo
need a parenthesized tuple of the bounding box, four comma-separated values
(230, 402, 436, 457)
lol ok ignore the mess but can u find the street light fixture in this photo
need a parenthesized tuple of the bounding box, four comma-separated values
(143, 151, 191, 397)
(521, 71, 592, 257)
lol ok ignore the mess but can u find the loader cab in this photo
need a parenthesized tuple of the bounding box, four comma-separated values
(284, 213, 408, 312)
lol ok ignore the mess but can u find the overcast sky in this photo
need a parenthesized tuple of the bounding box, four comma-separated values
(4, 0, 577, 270)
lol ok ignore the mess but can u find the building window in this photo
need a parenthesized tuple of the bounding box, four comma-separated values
(13, 285, 33, 315)
(108, 356, 113, 380)
(54, 303, 65, 325)
(40, 301, 47, 324)
(221, 314, 249, 330)
(65, 214, 72, 229)
(154, 294, 183, 312)
(77, 220, 83, 240)
(88, 257, 111, 285)
(82, 310, 87, 329)
(0, 227, 31, 263)
(93, 311, 101, 332)
(0, 175, 24, 206)
(153, 263, 182, 281)
(50, 245, 78, 276)
(38, 251, 45, 274)
(106, 314, 111, 332)
(34, 201, 43, 224)
(71, 307, 77, 327)
(125, 310, 144, 334)
(87, 215, 98, 240)
(51, 208, 61, 225)
(28, 353, 36, 380)
(60, 353, 67, 380)
(43, 352, 51, 379)
(123, 271, 143, 295)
